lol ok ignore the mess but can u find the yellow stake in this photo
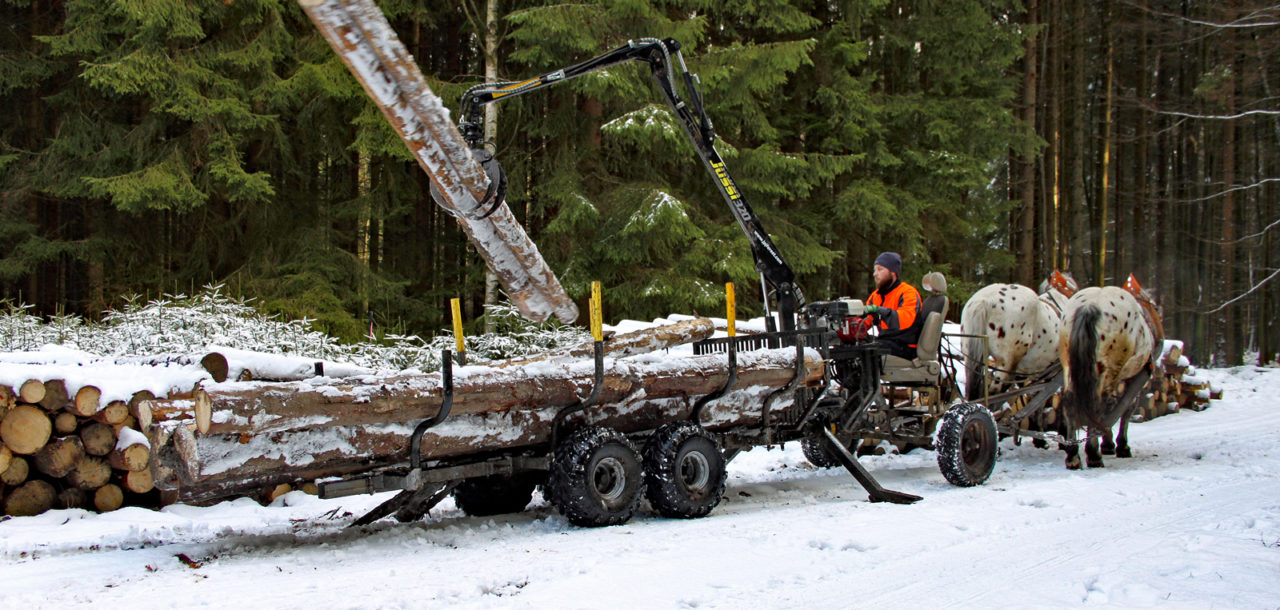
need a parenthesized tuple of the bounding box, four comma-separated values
(451, 298, 465, 353)
(726, 282, 736, 338)
(590, 281, 603, 342)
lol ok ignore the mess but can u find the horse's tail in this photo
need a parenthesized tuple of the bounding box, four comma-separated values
(1066, 304, 1103, 428)
(961, 301, 988, 401)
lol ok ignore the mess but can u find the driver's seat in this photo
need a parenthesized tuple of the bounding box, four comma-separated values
(881, 297, 947, 385)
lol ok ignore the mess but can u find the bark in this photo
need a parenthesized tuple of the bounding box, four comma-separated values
(1, 405, 52, 455)
(147, 348, 821, 504)
(145, 347, 820, 438)
(298, 0, 578, 325)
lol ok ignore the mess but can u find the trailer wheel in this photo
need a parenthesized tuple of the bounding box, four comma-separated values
(936, 402, 998, 487)
(548, 426, 643, 527)
(452, 474, 541, 517)
(643, 422, 726, 519)
(802, 431, 860, 468)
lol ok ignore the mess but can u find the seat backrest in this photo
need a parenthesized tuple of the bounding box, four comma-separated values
(915, 302, 947, 362)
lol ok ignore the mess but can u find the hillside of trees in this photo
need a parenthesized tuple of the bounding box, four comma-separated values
(1, 0, 1275, 365)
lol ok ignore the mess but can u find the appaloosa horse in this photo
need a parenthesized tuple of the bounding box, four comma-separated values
(961, 271, 1078, 400)
(1058, 275, 1163, 469)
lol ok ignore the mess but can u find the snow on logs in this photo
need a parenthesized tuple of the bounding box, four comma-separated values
(145, 345, 825, 505)
(297, 0, 578, 325)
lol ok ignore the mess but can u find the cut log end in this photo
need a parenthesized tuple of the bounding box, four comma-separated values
(39, 379, 69, 412)
(110, 442, 151, 472)
(5, 479, 56, 516)
(94, 401, 130, 426)
(94, 483, 124, 512)
(68, 456, 112, 490)
(34, 436, 85, 479)
(0, 444, 11, 475)
(123, 468, 155, 494)
(54, 412, 79, 435)
(71, 385, 102, 417)
(18, 379, 46, 404)
(1, 405, 53, 455)
(201, 352, 230, 383)
(80, 422, 117, 457)
(195, 389, 212, 435)
(1, 455, 29, 486)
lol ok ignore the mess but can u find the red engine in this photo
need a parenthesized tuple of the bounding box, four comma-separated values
(836, 315, 874, 343)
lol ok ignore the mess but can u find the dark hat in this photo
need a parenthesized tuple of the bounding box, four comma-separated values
(874, 251, 902, 276)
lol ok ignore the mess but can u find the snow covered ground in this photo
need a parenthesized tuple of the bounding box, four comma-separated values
(2, 365, 1277, 609)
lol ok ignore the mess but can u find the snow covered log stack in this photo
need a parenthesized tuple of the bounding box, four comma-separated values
(0, 380, 168, 516)
(1138, 340, 1221, 421)
(141, 318, 825, 505)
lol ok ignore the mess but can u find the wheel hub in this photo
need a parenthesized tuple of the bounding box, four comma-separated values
(592, 456, 628, 501)
(679, 451, 710, 491)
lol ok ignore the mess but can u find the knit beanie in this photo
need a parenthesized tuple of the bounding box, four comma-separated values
(874, 251, 902, 276)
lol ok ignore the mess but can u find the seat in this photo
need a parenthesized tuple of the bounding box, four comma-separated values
(882, 296, 948, 385)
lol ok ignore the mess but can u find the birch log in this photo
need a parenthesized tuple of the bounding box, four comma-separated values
(149, 347, 822, 504)
(298, 0, 577, 324)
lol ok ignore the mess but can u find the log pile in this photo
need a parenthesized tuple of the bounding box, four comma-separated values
(1139, 340, 1219, 421)
(1, 381, 160, 516)
(2, 317, 825, 514)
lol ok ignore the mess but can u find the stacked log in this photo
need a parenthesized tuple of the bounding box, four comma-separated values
(1, 380, 161, 516)
(142, 344, 823, 505)
(1140, 340, 1219, 420)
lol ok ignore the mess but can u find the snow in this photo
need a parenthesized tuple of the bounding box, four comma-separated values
(2, 366, 1276, 607)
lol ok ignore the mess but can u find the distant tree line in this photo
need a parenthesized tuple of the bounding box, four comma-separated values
(0, 0, 1274, 365)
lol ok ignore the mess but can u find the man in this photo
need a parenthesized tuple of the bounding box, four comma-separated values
(864, 252, 923, 359)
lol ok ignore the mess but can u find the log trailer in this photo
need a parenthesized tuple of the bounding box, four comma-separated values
(306, 32, 1006, 527)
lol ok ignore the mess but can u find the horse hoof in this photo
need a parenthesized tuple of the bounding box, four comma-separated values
(1066, 458, 1082, 470)
(1088, 458, 1105, 468)
(1116, 447, 1132, 458)
(1032, 438, 1048, 450)
(1101, 444, 1116, 455)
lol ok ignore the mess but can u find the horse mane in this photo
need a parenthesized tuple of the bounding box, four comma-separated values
(1066, 304, 1103, 429)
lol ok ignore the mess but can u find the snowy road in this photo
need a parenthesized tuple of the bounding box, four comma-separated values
(2, 366, 1278, 609)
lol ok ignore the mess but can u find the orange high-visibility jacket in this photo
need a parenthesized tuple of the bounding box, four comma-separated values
(867, 280, 923, 350)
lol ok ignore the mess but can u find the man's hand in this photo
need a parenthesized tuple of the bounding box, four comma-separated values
(863, 304, 884, 318)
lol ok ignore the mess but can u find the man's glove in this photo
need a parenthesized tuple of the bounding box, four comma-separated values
(863, 304, 884, 318)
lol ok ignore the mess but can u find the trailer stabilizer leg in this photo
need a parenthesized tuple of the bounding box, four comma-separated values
(351, 481, 457, 527)
(817, 427, 922, 505)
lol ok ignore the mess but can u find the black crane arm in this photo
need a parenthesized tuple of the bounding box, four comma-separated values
(458, 37, 803, 331)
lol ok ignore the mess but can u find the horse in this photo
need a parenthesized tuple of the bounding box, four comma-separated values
(960, 270, 1078, 401)
(1057, 275, 1163, 469)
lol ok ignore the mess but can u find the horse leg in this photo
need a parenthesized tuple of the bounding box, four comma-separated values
(1115, 408, 1133, 459)
(1101, 428, 1116, 455)
(1085, 428, 1105, 468)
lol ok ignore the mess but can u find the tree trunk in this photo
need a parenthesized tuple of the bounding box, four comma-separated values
(33, 435, 84, 478)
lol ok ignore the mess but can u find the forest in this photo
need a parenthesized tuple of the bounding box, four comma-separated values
(0, 0, 1275, 365)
